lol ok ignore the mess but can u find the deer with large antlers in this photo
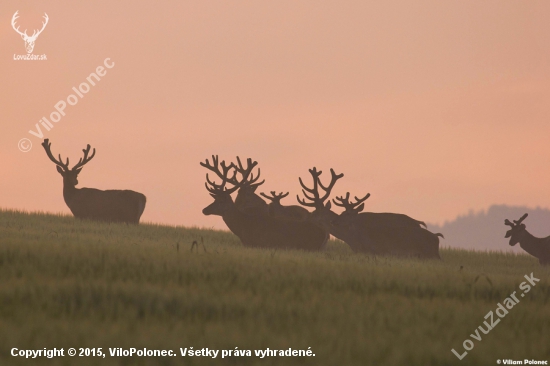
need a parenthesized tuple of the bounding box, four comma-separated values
(505, 213, 550, 265)
(260, 191, 310, 220)
(42, 139, 146, 224)
(201, 156, 327, 250)
(12, 11, 49, 53)
(330, 192, 442, 258)
(296, 168, 440, 258)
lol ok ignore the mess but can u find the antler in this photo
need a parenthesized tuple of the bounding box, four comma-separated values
(505, 213, 529, 228)
(41, 139, 70, 171)
(260, 191, 289, 203)
(514, 213, 528, 225)
(71, 144, 96, 171)
(332, 192, 371, 212)
(229, 157, 265, 189)
(297, 167, 343, 208)
(297, 167, 322, 207)
(200, 155, 230, 181)
(42, 139, 96, 171)
(201, 156, 238, 195)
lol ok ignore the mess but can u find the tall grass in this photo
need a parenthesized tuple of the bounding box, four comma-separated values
(0, 208, 549, 365)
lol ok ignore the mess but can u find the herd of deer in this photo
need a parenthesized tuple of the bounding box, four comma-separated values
(41, 139, 550, 264)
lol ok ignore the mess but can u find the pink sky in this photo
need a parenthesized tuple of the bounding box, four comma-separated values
(1, 1, 549, 229)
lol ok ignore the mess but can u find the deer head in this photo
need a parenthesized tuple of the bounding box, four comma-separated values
(331, 192, 371, 227)
(504, 213, 529, 246)
(201, 156, 240, 216)
(42, 139, 96, 187)
(12, 11, 49, 54)
(297, 167, 343, 225)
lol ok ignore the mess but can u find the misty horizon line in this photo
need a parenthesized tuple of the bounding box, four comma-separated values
(3, 202, 548, 229)
(427, 204, 550, 228)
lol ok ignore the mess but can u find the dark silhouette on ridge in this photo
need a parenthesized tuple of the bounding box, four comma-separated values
(41, 139, 146, 224)
(295, 168, 440, 258)
(330, 192, 441, 258)
(201, 156, 327, 251)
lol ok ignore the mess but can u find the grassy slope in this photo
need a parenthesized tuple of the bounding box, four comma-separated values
(0, 209, 549, 366)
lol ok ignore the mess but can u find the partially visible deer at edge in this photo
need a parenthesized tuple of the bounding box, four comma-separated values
(42, 139, 146, 224)
(505, 213, 550, 265)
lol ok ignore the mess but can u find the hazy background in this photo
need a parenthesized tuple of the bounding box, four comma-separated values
(429, 205, 550, 253)
(1, 1, 549, 248)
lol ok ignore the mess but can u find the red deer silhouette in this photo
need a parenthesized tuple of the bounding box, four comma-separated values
(331, 193, 441, 258)
(42, 139, 146, 224)
(260, 191, 310, 220)
(201, 156, 327, 250)
(505, 213, 550, 265)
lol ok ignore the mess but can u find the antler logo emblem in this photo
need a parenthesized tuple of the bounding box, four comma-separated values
(11, 11, 49, 54)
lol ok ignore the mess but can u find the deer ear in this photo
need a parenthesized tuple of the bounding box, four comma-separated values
(505, 230, 512, 238)
(75, 168, 83, 174)
(355, 203, 365, 212)
(56, 166, 64, 175)
(325, 201, 332, 209)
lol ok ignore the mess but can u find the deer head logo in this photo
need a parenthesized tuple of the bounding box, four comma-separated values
(11, 11, 49, 54)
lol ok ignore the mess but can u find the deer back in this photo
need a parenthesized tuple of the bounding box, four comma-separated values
(67, 188, 146, 224)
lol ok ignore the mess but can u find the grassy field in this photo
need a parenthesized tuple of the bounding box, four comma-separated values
(0, 208, 549, 366)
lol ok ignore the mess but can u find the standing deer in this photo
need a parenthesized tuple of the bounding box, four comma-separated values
(42, 139, 146, 224)
(260, 191, 310, 220)
(201, 156, 327, 250)
(505, 213, 550, 265)
(330, 192, 441, 258)
(12, 11, 49, 53)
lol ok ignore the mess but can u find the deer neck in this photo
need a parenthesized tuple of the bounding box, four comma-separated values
(62, 179, 78, 204)
(518, 230, 546, 258)
(221, 201, 253, 237)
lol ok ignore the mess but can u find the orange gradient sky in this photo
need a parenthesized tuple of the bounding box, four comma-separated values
(1, 1, 549, 229)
